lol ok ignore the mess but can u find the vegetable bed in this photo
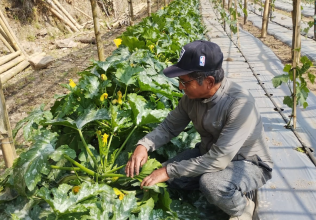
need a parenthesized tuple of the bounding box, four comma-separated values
(0, 0, 222, 219)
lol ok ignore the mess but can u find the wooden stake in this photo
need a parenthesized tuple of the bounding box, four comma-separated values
(0, 79, 16, 165)
(128, 0, 134, 21)
(0, 33, 15, 53)
(164, 0, 167, 6)
(113, 1, 117, 19)
(45, 1, 79, 32)
(244, 0, 248, 24)
(157, 0, 159, 10)
(314, 0, 316, 40)
(1, 60, 29, 84)
(223, 0, 226, 31)
(148, 0, 152, 16)
(0, 51, 21, 66)
(0, 16, 20, 52)
(292, 0, 301, 129)
(234, 0, 240, 46)
(74, 6, 93, 19)
(261, 0, 270, 38)
(0, 55, 24, 74)
(53, 0, 82, 30)
(90, 0, 105, 61)
(0, 26, 12, 48)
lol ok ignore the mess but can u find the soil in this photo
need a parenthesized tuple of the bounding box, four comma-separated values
(0, 0, 164, 171)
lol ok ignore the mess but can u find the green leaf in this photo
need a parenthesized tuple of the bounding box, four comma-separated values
(12, 104, 53, 140)
(138, 198, 155, 219)
(170, 200, 200, 220)
(308, 73, 315, 84)
(283, 96, 293, 108)
(116, 66, 144, 86)
(283, 64, 292, 73)
(134, 158, 162, 182)
(37, 182, 115, 214)
(128, 93, 169, 126)
(46, 108, 110, 130)
(11, 131, 58, 194)
(112, 193, 137, 220)
(156, 188, 172, 211)
(50, 145, 76, 162)
(79, 75, 100, 99)
(121, 36, 146, 51)
(272, 74, 289, 88)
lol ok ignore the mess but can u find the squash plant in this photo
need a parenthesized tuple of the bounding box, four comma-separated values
(0, 0, 206, 219)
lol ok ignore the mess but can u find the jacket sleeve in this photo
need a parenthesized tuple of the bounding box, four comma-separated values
(137, 96, 191, 152)
(166, 99, 259, 178)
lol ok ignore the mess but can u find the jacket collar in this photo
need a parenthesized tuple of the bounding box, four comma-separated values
(201, 77, 228, 105)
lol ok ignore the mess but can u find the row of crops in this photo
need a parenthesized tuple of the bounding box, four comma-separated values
(0, 0, 216, 219)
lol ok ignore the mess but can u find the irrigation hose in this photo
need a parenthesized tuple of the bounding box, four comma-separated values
(205, 3, 316, 167)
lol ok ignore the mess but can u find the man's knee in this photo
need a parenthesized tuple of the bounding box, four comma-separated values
(199, 173, 238, 203)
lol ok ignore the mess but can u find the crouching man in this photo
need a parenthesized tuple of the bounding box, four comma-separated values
(125, 40, 273, 220)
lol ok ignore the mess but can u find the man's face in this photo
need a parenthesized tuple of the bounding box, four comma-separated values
(178, 75, 212, 99)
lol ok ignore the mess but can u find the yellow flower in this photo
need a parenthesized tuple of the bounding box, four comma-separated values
(101, 74, 107, 81)
(118, 98, 123, 105)
(113, 188, 125, 200)
(117, 91, 122, 98)
(113, 38, 122, 48)
(130, 63, 134, 67)
(148, 45, 154, 50)
(161, 7, 164, 10)
(72, 186, 81, 194)
(69, 79, 76, 88)
(119, 194, 124, 200)
(102, 133, 109, 144)
(111, 176, 119, 182)
(100, 93, 108, 102)
(112, 99, 118, 104)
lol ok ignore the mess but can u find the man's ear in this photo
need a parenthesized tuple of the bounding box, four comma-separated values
(205, 76, 215, 88)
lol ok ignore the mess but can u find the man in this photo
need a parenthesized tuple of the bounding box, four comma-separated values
(125, 40, 273, 220)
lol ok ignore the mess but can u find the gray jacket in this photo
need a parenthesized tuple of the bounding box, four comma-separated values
(137, 77, 273, 179)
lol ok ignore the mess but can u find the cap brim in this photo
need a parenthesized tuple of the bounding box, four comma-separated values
(163, 65, 195, 78)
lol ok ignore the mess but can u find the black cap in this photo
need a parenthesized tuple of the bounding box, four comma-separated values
(163, 40, 224, 78)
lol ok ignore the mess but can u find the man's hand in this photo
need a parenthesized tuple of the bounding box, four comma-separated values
(140, 167, 170, 188)
(125, 145, 148, 178)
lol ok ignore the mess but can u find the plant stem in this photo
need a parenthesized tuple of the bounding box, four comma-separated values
(113, 125, 138, 163)
(104, 133, 114, 168)
(78, 129, 98, 169)
(107, 164, 126, 173)
(51, 165, 80, 171)
(124, 85, 128, 101)
(63, 155, 96, 176)
(100, 173, 126, 178)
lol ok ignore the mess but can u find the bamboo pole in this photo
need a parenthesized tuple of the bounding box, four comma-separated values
(292, 0, 301, 129)
(148, 0, 152, 16)
(0, 16, 20, 52)
(244, 0, 248, 24)
(0, 51, 21, 66)
(234, 0, 240, 46)
(45, 1, 78, 32)
(1, 60, 29, 84)
(0, 10, 27, 58)
(53, 0, 82, 30)
(113, 0, 117, 19)
(0, 26, 12, 48)
(0, 56, 24, 74)
(128, 0, 134, 21)
(223, 0, 226, 31)
(261, 0, 270, 38)
(164, 0, 167, 6)
(0, 33, 15, 53)
(90, 0, 105, 62)
(74, 6, 93, 19)
(0, 80, 16, 165)
(314, 0, 316, 40)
